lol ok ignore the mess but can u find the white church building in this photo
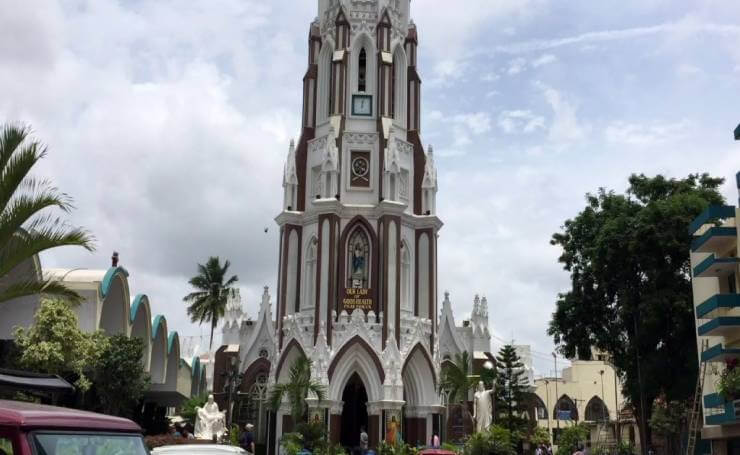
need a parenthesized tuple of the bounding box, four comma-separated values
(216, 0, 494, 452)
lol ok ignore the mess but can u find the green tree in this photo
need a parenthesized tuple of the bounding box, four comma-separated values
(439, 351, 476, 404)
(554, 423, 589, 455)
(268, 354, 326, 424)
(14, 298, 107, 391)
(548, 173, 724, 451)
(183, 256, 238, 349)
(649, 397, 689, 455)
(94, 334, 150, 417)
(494, 345, 528, 435)
(0, 124, 95, 303)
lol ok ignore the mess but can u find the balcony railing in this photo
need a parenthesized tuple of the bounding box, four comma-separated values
(697, 317, 740, 337)
(696, 294, 740, 319)
(689, 205, 736, 235)
(701, 343, 740, 363)
(693, 255, 740, 278)
(691, 226, 737, 253)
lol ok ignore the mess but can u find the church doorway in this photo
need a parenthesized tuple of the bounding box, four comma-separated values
(340, 372, 368, 449)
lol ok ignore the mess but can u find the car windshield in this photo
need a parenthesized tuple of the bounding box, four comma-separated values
(32, 432, 148, 455)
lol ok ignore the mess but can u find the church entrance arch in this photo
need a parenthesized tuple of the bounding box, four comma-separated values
(340, 372, 368, 450)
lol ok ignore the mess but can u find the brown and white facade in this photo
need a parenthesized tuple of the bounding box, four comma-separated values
(218, 0, 492, 451)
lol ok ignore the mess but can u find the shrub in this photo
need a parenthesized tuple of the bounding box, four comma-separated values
(462, 426, 516, 455)
(718, 359, 740, 400)
(554, 424, 589, 455)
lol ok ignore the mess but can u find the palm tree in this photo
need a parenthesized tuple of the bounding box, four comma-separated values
(183, 256, 238, 349)
(268, 354, 326, 423)
(0, 123, 94, 304)
(439, 351, 476, 404)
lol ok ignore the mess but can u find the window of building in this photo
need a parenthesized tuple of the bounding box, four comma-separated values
(401, 242, 411, 311)
(358, 48, 367, 92)
(303, 238, 318, 309)
(729, 273, 737, 294)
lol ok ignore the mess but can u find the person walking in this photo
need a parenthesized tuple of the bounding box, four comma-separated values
(359, 426, 368, 454)
(240, 423, 255, 454)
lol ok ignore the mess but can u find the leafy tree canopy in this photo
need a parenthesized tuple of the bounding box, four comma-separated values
(94, 334, 151, 417)
(548, 173, 724, 444)
(14, 298, 107, 391)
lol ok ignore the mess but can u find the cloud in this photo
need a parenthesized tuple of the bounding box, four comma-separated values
(486, 20, 740, 55)
(605, 120, 690, 146)
(507, 57, 527, 75)
(498, 110, 546, 134)
(535, 82, 590, 144)
(532, 53, 557, 67)
(677, 63, 704, 76)
(453, 112, 493, 134)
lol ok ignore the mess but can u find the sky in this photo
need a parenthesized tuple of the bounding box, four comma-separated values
(2, 0, 740, 376)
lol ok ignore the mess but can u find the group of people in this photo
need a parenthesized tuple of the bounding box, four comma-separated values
(534, 443, 554, 455)
(168, 423, 196, 440)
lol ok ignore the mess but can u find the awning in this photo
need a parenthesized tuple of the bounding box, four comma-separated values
(0, 368, 74, 394)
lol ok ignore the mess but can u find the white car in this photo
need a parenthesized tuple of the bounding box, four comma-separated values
(151, 444, 247, 454)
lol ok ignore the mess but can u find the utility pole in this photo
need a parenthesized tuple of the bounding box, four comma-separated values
(545, 379, 551, 433)
(614, 366, 620, 443)
(553, 352, 559, 430)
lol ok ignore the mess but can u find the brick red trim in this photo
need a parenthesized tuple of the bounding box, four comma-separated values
(327, 335, 385, 384)
(402, 342, 437, 387)
(240, 357, 271, 392)
(274, 338, 306, 381)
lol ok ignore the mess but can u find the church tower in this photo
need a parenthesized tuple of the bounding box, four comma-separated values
(273, 0, 442, 449)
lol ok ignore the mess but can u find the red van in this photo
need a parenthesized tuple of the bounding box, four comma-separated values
(0, 399, 148, 454)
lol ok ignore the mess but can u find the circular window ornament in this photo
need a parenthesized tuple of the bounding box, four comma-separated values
(259, 348, 269, 358)
(352, 157, 369, 178)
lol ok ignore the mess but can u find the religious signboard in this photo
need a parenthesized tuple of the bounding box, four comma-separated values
(342, 287, 373, 311)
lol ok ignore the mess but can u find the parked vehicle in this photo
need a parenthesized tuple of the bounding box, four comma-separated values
(151, 445, 246, 454)
(0, 399, 147, 454)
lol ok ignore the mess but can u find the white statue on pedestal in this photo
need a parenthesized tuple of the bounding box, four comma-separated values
(473, 381, 494, 433)
(194, 394, 226, 440)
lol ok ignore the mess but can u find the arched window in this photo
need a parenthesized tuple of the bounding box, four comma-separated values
(554, 395, 579, 421)
(401, 241, 411, 311)
(529, 393, 548, 420)
(358, 48, 367, 92)
(585, 396, 609, 422)
(318, 43, 333, 122)
(347, 227, 370, 288)
(246, 373, 268, 442)
(303, 238, 318, 310)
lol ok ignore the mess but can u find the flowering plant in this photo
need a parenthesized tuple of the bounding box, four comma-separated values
(717, 358, 740, 400)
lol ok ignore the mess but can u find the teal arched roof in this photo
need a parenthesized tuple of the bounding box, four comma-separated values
(100, 266, 129, 298)
(168, 331, 179, 354)
(152, 315, 167, 339)
(130, 294, 149, 324)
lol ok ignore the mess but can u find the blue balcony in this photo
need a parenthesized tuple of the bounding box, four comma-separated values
(704, 394, 740, 425)
(691, 227, 737, 253)
(693, 255, 740, 278)
(696, 294, 740, 319)
(689, 205, 736, 235)
(702, 343, 740, 362)
(698, 317, 740, 337)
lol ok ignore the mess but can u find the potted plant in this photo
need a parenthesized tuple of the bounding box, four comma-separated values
(718, 359, 740, 401)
